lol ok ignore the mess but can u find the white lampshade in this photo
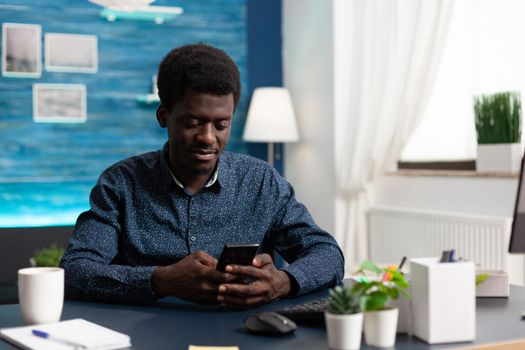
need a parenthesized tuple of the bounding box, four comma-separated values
(243, 87, 299, 143)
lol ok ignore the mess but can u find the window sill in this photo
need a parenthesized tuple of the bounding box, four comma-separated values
(387, 169, 519, 178)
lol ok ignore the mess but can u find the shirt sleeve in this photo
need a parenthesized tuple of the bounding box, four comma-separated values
(265, 169, 345, 296)
(59, 168, 158, 303)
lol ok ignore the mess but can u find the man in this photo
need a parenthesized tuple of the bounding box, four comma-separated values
(60, 43, 344, 308)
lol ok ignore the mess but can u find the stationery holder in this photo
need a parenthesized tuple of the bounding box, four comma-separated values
(410, 257, 476, 344)
(476, 270, 509, 297)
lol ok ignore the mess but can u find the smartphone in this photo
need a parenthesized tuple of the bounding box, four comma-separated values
(216, 243, 260, 271)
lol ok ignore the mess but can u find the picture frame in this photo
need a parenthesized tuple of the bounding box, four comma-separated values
(45, 33, 98, 73)
(2, 23, 42, 78)
(33, 84, 87, 123)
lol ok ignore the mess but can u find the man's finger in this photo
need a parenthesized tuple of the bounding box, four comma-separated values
(252, 253, 274, 268)
(218, 281, 268, 298)
(206, 270, 240, 284)
(194, 251, 218, 268)
(225, 264, 268, 278)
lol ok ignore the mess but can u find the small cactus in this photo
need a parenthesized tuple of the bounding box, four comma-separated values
(327, 286, 361, 315)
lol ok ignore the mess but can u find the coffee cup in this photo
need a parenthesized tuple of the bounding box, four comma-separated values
(18, 267, 64, 324)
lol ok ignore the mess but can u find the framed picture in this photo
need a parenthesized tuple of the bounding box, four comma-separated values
(45, 33, 98, 73)
(33, 84, 87, 123)
(2, 23, 42, 78)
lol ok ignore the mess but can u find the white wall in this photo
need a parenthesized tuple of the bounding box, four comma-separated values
(282, 0, 335, 233)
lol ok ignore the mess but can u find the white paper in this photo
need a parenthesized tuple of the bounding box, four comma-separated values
(0, 319, 131, 350)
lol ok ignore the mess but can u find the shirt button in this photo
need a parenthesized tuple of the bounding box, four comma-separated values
(190, 236, 196, 241)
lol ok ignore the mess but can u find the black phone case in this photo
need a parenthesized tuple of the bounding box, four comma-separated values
(216, 244, 260, 271)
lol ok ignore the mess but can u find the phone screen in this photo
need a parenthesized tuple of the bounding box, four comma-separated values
(216, 244, 260, 271)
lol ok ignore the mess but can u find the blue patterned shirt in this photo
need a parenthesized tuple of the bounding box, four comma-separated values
(60, 144, 344, 303)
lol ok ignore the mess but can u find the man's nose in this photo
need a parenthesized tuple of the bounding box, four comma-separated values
(196, 123, 216, 145)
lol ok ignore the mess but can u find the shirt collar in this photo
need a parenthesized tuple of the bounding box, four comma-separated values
(168, 166, 219, 189)
(160, 142, 223, 190)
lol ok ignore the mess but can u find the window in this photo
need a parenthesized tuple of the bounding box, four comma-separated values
(401, 0, 525, 162)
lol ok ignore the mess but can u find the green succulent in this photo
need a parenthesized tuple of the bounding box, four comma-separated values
(32, 244, 65, 267)
(474, 91, 522, 144)
(327, 286, 361, 315)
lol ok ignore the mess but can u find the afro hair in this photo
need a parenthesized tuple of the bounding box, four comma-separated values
(157, 43, 241, 112)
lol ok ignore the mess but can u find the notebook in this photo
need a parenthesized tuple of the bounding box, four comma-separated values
(0, 318, 131, 350)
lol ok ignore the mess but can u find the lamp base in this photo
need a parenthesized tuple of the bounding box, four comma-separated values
(267, 142, 274, 167)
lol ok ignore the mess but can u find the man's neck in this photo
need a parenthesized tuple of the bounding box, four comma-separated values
(179, 172, 212, 194)
(168, 159, 216, 195)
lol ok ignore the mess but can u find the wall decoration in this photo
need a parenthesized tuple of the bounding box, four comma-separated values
(45, 33, 98, 73)
(1, 23, 41, 78)
(152, 74, 158, 96)
(137, 74, 160, 104)
(33, 84, 87, 123)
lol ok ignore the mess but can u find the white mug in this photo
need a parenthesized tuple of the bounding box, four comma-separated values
(18, 267, 64, 324)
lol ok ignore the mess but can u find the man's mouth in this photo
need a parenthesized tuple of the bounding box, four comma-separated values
(190, 148, 217, 161)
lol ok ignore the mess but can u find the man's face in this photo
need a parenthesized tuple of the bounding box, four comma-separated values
(157, 89, 234, 177)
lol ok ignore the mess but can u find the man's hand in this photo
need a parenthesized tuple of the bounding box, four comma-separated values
(216, 253, 291, 309)
(151, 251, 237, 304)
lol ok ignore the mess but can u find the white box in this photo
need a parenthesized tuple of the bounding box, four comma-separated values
(476, 270, 509, 297)
(410, 257, 476, 344)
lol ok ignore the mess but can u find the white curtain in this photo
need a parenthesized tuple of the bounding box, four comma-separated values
(334, 0, 455, 267)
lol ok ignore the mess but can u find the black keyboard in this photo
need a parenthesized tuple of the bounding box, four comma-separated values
(275, 298, 328, 325)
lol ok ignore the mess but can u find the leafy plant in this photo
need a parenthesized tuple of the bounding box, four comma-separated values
(327, 286, 361, 315)
(32, 244, 65, 267)
(474, 91, 522, 144)
(352, 260, 411, 312)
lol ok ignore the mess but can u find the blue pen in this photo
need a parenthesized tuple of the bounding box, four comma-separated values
(32, 329, 86, 349)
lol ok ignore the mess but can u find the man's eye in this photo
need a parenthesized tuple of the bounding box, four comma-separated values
(183, 119, 200, 127)
(216, 120, 231, 130)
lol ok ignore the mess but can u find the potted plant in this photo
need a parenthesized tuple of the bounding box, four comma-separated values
(324, 286, 363, 350)
(474, 91, 522, 172)
(30, 243, 65, 267)
(352, 260, 410, 348)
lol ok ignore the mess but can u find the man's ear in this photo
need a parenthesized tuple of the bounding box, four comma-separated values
(156, 105, 168, 128)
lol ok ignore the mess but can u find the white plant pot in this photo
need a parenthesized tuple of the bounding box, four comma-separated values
(477, 143, 522, 172)
(325, 311, 363, 350)
(364, 308, 398, 348)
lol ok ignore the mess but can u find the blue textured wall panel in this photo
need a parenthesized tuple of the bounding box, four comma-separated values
(0, 0, 248, 227)
(246, 0, 283, 173)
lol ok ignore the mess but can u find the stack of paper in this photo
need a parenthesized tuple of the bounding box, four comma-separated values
(0, 318, 131, 350)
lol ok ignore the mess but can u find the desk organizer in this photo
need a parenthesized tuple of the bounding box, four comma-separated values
(476, 270, 509, 297)
(410, 257, 476, 344)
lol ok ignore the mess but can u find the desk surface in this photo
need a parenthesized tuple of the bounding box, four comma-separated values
(1, 286, 525, 350)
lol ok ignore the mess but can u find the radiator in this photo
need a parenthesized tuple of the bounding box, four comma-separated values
(369, 206, 513, 271)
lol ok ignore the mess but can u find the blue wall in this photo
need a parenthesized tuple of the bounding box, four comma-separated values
(0, 0, 250, 227)
(246, 0, 284, 174)
(0, 0, 284, 228)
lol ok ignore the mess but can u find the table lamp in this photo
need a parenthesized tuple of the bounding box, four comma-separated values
(243, 87, 299, 167)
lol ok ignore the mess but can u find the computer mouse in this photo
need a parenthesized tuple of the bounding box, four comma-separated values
(244, 312, 297, 336)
